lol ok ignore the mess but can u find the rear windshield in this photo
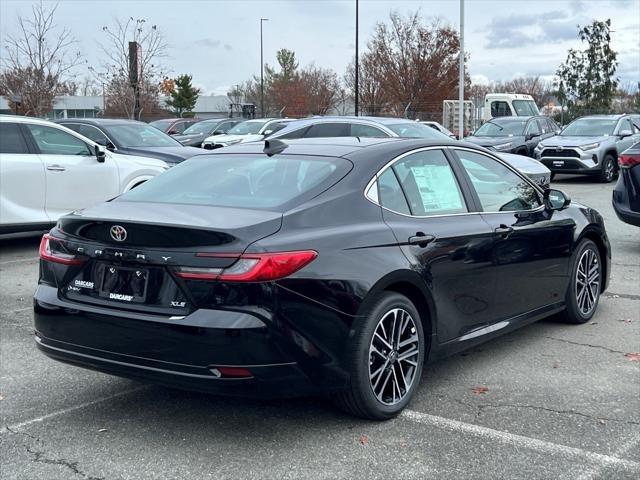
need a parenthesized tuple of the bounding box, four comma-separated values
(386, 122, 450, 139)
(119, 154, 351, 209)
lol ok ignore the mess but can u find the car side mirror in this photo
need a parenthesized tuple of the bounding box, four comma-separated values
(263, 129, 273, 135)
(544, 188, 570, 211)
(526, 133, 540, 141)
(167, 129, 178, 135)
(95, 144, 106, 163)
(618, 129, 633, 138)
(106, 142, 116, 152)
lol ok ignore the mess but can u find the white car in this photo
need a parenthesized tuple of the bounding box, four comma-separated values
(0, 115, 169, 234)
(418, 121, 456, 138)
(201, 118, 295, 149)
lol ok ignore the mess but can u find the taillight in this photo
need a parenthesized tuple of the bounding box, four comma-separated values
(39, 234, 87, 266)
(175, 250, 317, 282)
(619, 153, 640, 168)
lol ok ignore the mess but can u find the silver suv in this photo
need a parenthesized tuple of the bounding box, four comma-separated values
(534, 114, 640, 182)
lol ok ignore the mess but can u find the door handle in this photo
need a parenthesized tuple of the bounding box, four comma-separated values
(408, 232, 436, 247)
(494, 224, 514, 238)
(46, 164, 66, 172)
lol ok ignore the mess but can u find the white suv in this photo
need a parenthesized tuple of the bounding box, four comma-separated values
(0, 115, 169, 234)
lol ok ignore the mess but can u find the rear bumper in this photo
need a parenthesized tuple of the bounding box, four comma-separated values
(33, 284, 347, 397)
(612, 173, 640, 227)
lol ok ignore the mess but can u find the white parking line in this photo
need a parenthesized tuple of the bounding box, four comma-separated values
(576, 433, 640, 480)
(402, 409, 639, 471)
(0, 257, 39, 266)
(1, 385, 150, 434)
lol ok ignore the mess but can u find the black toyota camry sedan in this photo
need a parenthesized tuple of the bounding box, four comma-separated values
(34, 137, 610, 420)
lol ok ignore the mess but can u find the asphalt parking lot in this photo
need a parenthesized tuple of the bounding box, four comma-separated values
(1, 175, 638, 480)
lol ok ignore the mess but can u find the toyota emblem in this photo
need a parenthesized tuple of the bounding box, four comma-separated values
(110, 225, 127, 242)
(556, 146, 564, 151)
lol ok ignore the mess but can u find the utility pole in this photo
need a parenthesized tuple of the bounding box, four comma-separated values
(354, 0, 359, 116)
(458, 0, 465, 140)
(260, 18, 269, 118)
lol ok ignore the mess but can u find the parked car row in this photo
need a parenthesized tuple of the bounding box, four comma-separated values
(7, 110, 639, 235)
(0, 116, 172, 234)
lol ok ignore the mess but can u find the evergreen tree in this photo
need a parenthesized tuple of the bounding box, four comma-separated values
(166, 74, 200, 117)
(555, 19, 618, 117)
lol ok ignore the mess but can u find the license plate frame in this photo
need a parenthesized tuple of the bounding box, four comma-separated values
(98, 264, 149, 303)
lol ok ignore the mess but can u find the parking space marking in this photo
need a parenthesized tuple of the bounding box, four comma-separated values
(576, 433, 640, 480)
(0, 257, 39, 266)
(402, 409, 640, 471)
(1, 385, 150, 434)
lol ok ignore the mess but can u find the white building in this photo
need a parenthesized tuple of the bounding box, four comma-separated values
(0, 95, 233, 119)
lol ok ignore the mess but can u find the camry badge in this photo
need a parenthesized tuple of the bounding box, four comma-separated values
(110, 225, 127, 242)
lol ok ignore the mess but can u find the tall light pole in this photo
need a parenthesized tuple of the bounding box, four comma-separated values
(354, 0, 359, 116)
(260, 18, 269, 118)
(458, 0, 465, 140)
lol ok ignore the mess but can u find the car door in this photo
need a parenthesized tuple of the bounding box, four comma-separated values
(23, 123, 120, 220)
(616, 118, 640, 153)
(451, 148, 575, 320)
(369, 147, 497, 343)
(0, 122, 49, 227)
(523, 119, 542, 156)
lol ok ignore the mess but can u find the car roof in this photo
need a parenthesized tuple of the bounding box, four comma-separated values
(55, 118, 147, 126)
(0, 114, 57, 125)
(575, 114, 625, 120)
(205, 136, 483, 159)
(487, 116, 534, 122)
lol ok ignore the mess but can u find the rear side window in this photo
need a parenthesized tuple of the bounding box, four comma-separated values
(304, 123, 350, 138)
(278, 127, 308, 139)
(351, 124, 388, 138)
(378, 169, 410, 215)
(119, 154, 351, 210)
(0, 123, 29, 153)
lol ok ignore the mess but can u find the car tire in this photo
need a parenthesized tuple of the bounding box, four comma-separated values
(333, 292, 425, 420)
(598, 154, 617, 183)
(557, 239, 602, 324)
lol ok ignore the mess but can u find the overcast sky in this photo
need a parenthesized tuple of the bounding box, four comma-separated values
(1, 0, 638, 95)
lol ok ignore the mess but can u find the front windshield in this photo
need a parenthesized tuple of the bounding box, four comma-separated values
(561, 118, 616, 136)
(227, 121, 268, 135)
(474, 119, 527, 137)
(387, 123, 449, 139)
(183, 120, 220, 135)
(512, 100, 539, 116)
(107, 124, 182, 147)
(149, 119, 173, 130)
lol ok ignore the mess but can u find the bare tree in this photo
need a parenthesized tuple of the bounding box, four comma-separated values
(299, 64, 340, 115)
(91, 18, 168, 119)
(345, 53, 388, 115)
(0, 2, 83, 116)
(357, 11, 467, 119)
